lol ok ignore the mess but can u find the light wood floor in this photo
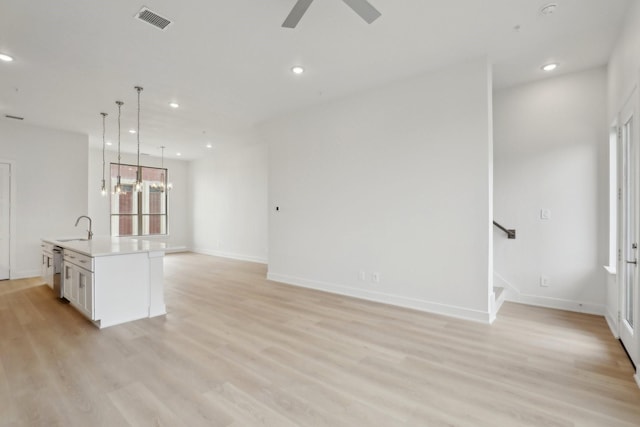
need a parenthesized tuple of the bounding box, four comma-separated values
(1, 253, 640, 426)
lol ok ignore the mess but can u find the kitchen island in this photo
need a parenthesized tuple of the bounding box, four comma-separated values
(41, 236, 167, 328)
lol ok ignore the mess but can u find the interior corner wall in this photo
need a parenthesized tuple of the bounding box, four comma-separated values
(261, 57, 494, 323)
(87, 148, 192, 251)
(0, 120, 88, 278)
(189, 134, 268, 264)
(493, 67, 608, 314)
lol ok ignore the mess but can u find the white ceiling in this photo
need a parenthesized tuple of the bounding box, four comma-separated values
(0, 0, 631, 160)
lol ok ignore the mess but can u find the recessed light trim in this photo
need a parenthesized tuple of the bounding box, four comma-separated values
(129, 129, 136, 134)
(291, 66, 305, 75)
(206, 143, 212, 149)
(542, 63, 558, 72)
(0, 54, 14, 62)
(169, 102, 179, 108)
(540, 3, 558, 15)
(176, 152, 182, 156)
(106, 141, 113, 146)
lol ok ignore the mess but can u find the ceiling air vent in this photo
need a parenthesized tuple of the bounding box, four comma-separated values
(135, 7, 172, 31)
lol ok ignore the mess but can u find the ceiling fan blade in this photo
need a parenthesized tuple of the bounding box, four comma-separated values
(341, 0, 381, 24)
(282, 0, 315, 28)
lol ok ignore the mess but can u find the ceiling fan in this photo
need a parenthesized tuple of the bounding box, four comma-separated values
(282, 0, 381, 28)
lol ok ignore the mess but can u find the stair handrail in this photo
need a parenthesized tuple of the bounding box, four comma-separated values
(493, 220, 516, 239)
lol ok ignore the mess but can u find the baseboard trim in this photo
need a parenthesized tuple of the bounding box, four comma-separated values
(164, 246, 189, 254)
(494, 272, 605, 316)
(605, 311, 619, 338)
(193, 248, 267, 265)
(11, 269, 41, 280)
(267, 272, 492, 324)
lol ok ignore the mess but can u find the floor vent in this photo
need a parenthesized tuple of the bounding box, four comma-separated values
(4, 115, 24, 120)
(135, 7, 172, 31)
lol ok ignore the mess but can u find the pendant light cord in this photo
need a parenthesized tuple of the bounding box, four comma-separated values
(101, 112, 107, 183)
(135, 86, 143, 189)
(116, 101, 123, 178)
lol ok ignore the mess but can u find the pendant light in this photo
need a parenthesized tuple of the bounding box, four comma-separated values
(114, 101, 124, 194)
(100, 112, 108, 196)
(150, 146, 171, 192)
(134, 86, 144, 192)
(154, 146, 172, 192)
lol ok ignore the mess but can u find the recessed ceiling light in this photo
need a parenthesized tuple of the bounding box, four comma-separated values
(169, 102, 179, 108)
(206, 143, 212, 148)
(540, 3, 558, 15)
(0, 53, 14, 62)
(129, 129, 136, 134)
(176, 152, 182, 156)
(106, 141, 113, 146)
(291, 66, 305, 75)
(542, 63, 558, 72)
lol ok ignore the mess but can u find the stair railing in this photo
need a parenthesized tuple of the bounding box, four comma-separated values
(493, 221, 516, 239)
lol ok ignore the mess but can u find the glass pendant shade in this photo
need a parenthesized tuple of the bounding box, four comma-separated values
(114, 176, 123, 194)
(158, 146, 172, 192)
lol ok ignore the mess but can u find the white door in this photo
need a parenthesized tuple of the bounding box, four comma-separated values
(620, 91, 639, 366)
(0, 163, 10, 280)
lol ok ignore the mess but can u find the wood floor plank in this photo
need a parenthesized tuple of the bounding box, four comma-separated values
(107, 382, 185, 427)
(1, 252, 640, 426)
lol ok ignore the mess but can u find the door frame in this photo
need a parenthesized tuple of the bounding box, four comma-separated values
(0, 159, 16, 280)
(617, 87, 640, 377)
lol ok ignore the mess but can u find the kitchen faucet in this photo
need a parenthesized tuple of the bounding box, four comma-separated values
(74, 215, 93, 240)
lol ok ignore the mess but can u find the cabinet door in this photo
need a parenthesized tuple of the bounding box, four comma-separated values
(41, 252, 47, 279)
(77, 268, 94, 319)
(46, 255, 54, 289)
(63, 262, 75, 302)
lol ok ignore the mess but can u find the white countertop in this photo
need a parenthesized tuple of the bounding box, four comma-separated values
(42, 236, 169, 257)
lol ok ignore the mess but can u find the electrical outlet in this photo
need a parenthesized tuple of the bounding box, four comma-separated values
(372, 272, 380, 283)
(540, 275, 550, 287)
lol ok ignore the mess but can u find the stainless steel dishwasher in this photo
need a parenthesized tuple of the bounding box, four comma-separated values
(52, 245, 65, 300)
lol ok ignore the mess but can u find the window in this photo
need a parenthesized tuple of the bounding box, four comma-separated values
(110, 163, 168, 236)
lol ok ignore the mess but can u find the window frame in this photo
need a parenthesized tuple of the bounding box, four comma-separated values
(109, 163, 169, 237)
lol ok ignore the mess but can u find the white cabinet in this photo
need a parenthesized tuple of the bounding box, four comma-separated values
(63, 249, 94, 320)
(41, 242, 54, 289)
(41, 236, 166, 329)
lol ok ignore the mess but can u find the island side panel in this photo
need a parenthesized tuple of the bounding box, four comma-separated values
(93, 252, 149, 328)
(148, 250, 166, 318)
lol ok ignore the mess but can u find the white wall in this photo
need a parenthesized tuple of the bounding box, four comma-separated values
(0, 120, 88, 278)
(608, 0, 640, 123)
(493, 67, 608, 315)
(261, 58, 494, 323)
(88, 147, 191, 251)
(190, 134, 268, 263)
